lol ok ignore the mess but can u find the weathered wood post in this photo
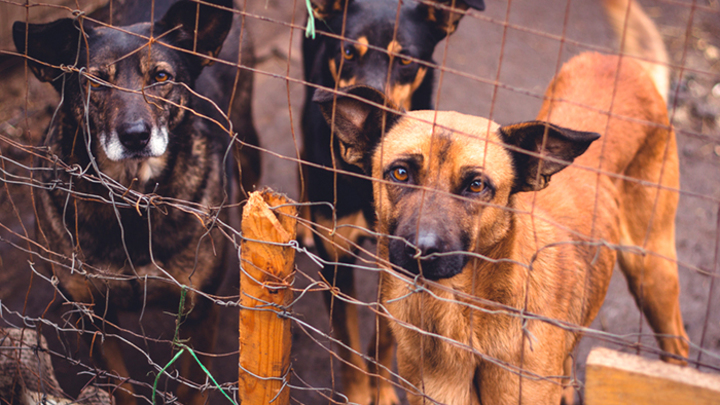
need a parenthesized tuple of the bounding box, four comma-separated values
(239, 189, 297, 404)
(585, 347, 720, 405)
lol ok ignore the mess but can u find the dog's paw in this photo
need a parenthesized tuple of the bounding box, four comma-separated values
(370, 381, 399, 405)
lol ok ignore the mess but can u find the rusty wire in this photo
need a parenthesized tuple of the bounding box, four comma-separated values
(0, 0, 719, 404)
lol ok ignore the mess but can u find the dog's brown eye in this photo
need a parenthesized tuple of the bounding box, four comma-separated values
(399, 56, 413, 65)
(468, 179, 485, 193)
(391, 167, 409, 182)
(89, 80, 101, 88)
(154, 71, 170, 83)
(342, 46, 355, 60)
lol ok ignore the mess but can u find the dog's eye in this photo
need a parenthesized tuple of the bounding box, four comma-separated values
(399, 56, 413, 65)
(342, 45, 355, 61)
(468, 179, 485, 194)
(87, 72, 104, 89)
(154, 71, 171, 83)
(391, 167, 409, 182)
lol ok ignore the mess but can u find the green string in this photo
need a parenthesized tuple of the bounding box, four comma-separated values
(151, 348, 184, 405)
(172, 287, 187, 347)
(150, 344, 238, 404)
(305, 0, 316, 39)
(150, 286, 237, 404)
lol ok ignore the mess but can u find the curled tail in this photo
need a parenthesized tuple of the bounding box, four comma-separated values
(603, 0, 670, 102)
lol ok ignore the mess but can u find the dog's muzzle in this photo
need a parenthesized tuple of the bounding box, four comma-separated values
(101, 123, 169, 161)
(388, 229, 468, 281)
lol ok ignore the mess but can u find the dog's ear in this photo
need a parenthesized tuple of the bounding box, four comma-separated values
(313, 85, 402, 171)
(13, 19, 85, 84)
(416, 0, 485, 39)
(156, 0, 233, 73)
(498, 121, 600, 193)
(310, 0, 352, 20)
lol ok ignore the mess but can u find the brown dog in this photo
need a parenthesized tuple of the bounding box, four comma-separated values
(314, 47, 689, 405)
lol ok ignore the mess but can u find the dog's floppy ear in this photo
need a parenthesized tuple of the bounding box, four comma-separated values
(13, 18, 85, 85)
(156, 0, 233, 73)
(417, 0, 485, 39)
(310, 0, 352, 20)
(498, 121, 600, 193)
(313, 85, 402, 171)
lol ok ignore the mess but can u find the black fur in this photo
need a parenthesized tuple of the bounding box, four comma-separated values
(13, 1, 257, 403)
(302, 0, 484, 244)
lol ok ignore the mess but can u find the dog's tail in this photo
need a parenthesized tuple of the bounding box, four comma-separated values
(603, 0, 670, 102)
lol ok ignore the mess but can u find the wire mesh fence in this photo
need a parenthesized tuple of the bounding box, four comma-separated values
(0, 0, 719, 404)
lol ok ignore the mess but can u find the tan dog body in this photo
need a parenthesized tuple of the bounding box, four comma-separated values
(315, 50, 689, 404)
(381, 53, 686, 404)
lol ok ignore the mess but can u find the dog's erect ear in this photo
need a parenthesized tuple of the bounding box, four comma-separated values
(310, 0, 352, 20)
(313, 85, 402, 171)
(156, 0, 233, 72)
(13, 19, 85, 84)
(416, 0, 485, 39)
(498, 121, 600, 193)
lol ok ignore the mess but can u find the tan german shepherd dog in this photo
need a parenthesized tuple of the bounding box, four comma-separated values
(313, 0, 689, 403)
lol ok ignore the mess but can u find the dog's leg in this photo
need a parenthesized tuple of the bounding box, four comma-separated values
(617, 130, 689, 364)
(367, 308, 398, 405)
(176, 294, 220, 405)
(85, 307, 137, 405)
(314, 210, 375, 403)
(322, 260, 372, 404)
(478, 351, 567, 405)
(398, 345, 479, 405)
(560, 355, 576, 405)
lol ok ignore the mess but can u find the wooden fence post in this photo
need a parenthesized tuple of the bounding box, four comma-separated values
(585, 347, 720, 405)
(239, 189, 297, 405)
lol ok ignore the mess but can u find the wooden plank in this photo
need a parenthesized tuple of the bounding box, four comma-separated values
(239, 189, 297, 405)
(586, 347, 720, 405)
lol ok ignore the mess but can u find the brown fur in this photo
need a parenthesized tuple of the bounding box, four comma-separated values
(314, 51, 689, 404)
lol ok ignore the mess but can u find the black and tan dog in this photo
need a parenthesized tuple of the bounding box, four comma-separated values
(13, 0, 257, 403)
(314, 5, 690, 405)
(300, 0, 483, 402)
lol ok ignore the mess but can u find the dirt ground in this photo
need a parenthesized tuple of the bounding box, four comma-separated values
(1, 0, 719, 404)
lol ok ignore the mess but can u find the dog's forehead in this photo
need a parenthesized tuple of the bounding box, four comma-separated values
(344, 1, 433, 54)
(376, 110, 511, 176)
(91, 23, 150, 51)
(380, 111, 502, 159)
(86, 23, 182, 70)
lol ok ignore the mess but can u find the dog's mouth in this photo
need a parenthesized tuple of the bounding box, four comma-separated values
(388, 236, 468, 281)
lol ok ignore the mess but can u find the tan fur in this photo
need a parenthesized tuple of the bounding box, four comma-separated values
(357, 36, 370, 57)
(371, 53, 688, 404)
(603, 0, 670, 101)
(329, 58, 340, 83)
(390, 67, 428, 110)
(387, 40, 403, 56)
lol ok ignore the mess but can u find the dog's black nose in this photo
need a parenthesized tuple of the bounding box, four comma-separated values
(405, 232, 441, 261)
(118, 120, 151, 151)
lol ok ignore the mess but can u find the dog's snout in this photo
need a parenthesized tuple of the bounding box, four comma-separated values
(118, 120, 151, 151)
(406, 232, 441, 261)
(389, 213, 468, 280)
